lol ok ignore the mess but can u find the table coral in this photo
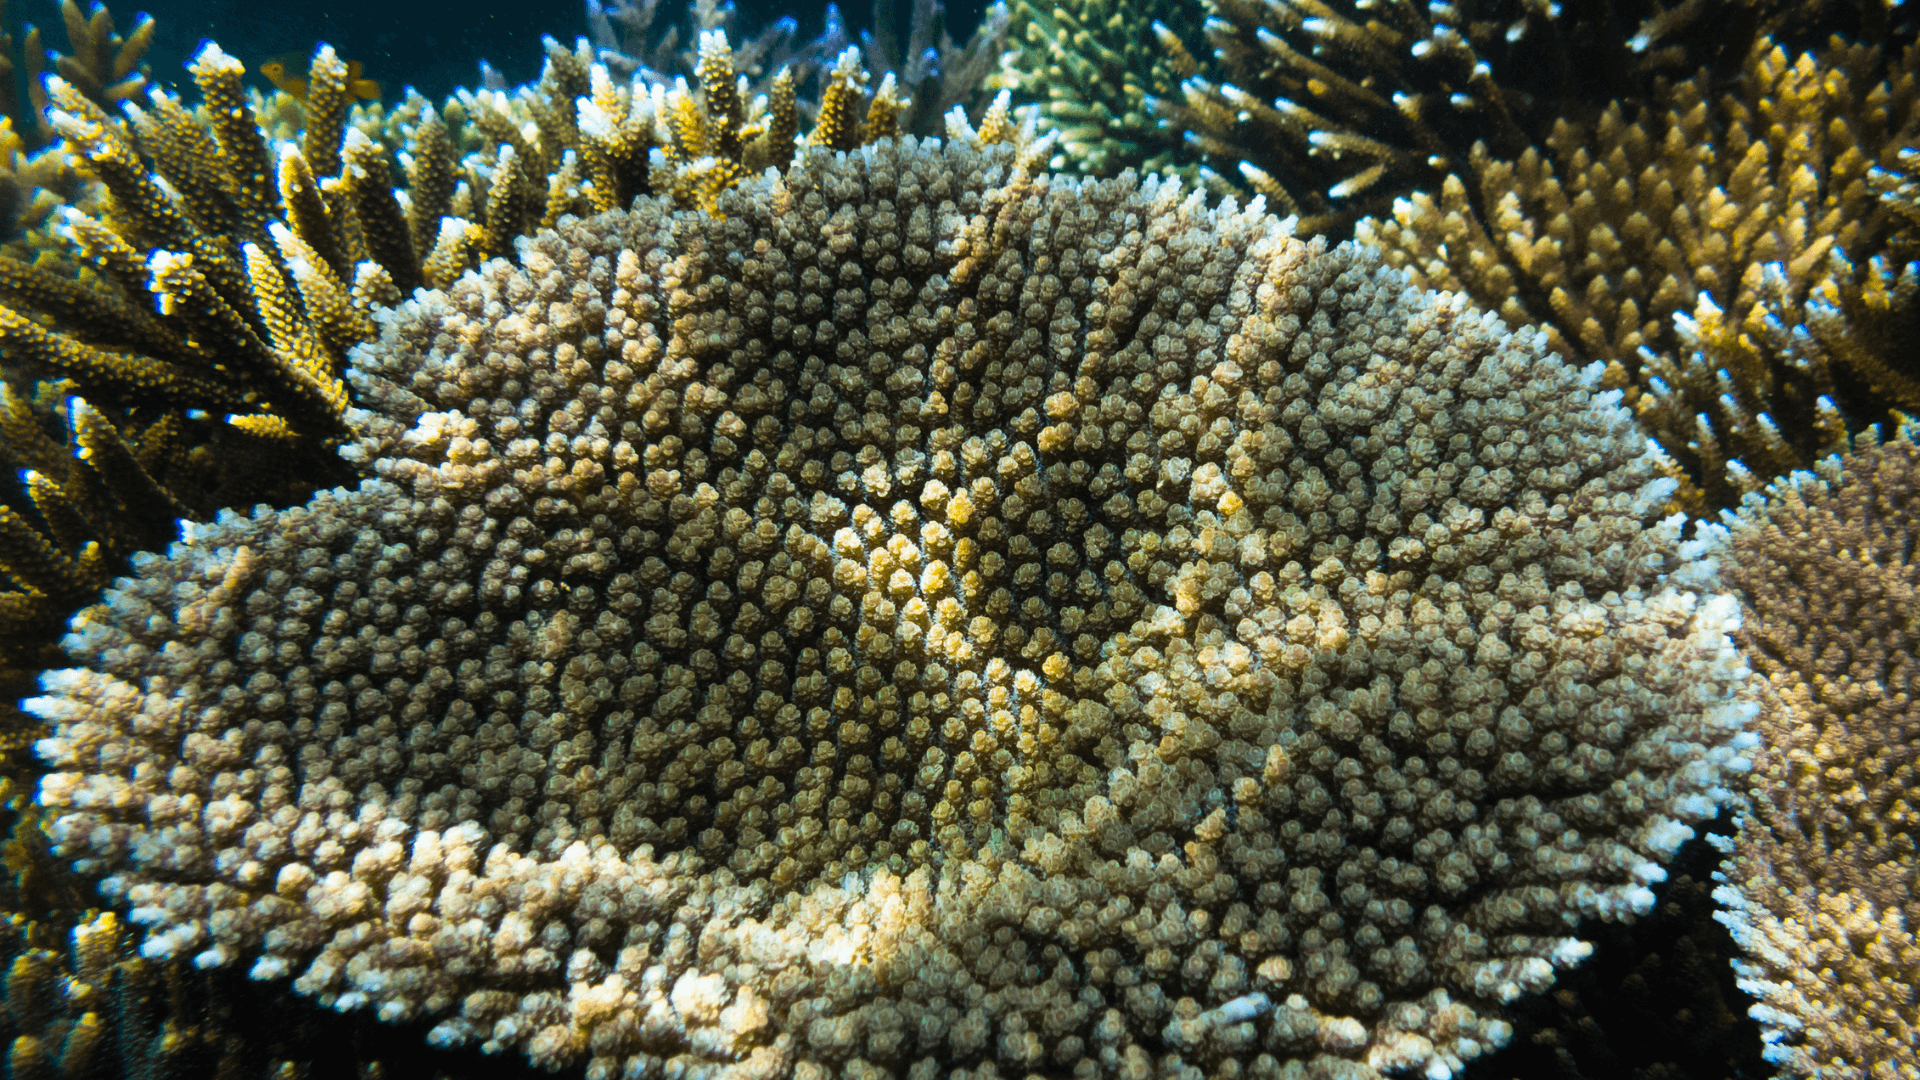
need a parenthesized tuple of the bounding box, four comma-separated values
(28, 127, 1755, 1079)
(1712, 425, 1920, 1080)
(0, 29, 918, 709)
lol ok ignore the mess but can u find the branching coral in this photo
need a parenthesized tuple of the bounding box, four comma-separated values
(444, 29, 942, 219)
(0, 0, 151, 252)
(27, 127, 1755, 1078)
(0, 0, 153, 149)
(585, 0, 1007, 138)
(0, 44, 418, 696)
(997, 0, 1208, 177)
(0, 26, 989, 713)
(1143, 0, 1590, 235)
(1710, 425, 1920, 1079)
(586, 0, 830, 93)
(1355, 37, 1920, 509)
(1142, 0, 1909, 236)
(853, 0, 1010, 138)
(0, 33, 615, 695)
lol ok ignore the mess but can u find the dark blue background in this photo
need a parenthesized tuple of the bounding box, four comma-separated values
(8, 0, 991, 106)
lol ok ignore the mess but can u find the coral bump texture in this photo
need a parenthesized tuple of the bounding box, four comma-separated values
(28, 136, 1755, 1079)
(1713, 428, 1920, 1079)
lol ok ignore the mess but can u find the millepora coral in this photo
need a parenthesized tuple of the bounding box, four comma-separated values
(30, 134, 1755, 1079)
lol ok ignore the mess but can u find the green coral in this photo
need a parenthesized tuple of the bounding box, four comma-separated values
(997, 0, 1210, 176)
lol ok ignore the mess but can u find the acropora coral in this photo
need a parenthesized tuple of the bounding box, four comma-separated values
(0, 0, 149, 250)
(0, 44, 390, 697)
(584, 0, 1008, 138)
(1142, 0, 1906, 235)
(1712, 425, 1920, 1079)
(1357, 37, 1920, 510)
(996, 0, 1208, 177)
(0, 0, 1915, 1076)
(0, 27, 928, 702)
(0, 0, 153, 149)
(26, 125, 1756, 1078)
(1102, 0, 1920, 509)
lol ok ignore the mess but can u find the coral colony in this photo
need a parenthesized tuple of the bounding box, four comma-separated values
(0, 0, 1914, 1077)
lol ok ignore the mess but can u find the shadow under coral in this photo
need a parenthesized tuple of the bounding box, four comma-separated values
(1463, 814, 1769, 1080)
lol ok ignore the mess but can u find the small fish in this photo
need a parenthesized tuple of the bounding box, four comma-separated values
(259, 51, 382, 101)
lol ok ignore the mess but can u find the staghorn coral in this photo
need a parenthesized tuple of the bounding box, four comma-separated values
(0, 0, 150, 252)
(1356, 37, 1920, 509)
(586, 0, 830, 95)
(1469, 826, 1766, 1079)
(444, 28, 965, 217)
(1143, 0, 1592, 236)
(852, 0, 1011, 139)
(26, 129, 1755, 1079)
(0, 44, 392, 700)
(0, 30, 702, 695)
(996, 0, 1210, 179)
(585, 0, 1007, 139)
(1849, 144, 1920, 401)
(0, 119, 103, 254)
(0, 745, 565, 1080)
(1710, 425, 1920, 1080)
(0, 0, 154, 149)
(1145, 0, 1909, 237)
(1873, 144, 1920, 231)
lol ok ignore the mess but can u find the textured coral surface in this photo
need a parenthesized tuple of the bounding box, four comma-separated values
(1357, 38, 1920, 509)
(1715, 429, 1920, 1080)
(28, 138, 1753, 1079)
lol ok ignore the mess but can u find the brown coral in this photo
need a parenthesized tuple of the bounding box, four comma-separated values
(0, 768, 567, 1080)
(1356, 36, 1920, 509)
(0, 0, 153, 150)
(1145, 0, 1903, 236)
(0, 45, 388, 695)
(1711, 425, 1920, 1080)
(0, 0, 149, 264)
(0, 29, 988, 719)
(585, 0, 1007, 140)
(28, 133, 1754, 1079)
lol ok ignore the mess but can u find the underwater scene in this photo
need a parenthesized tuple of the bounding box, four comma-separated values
(0, 0, 1914, 1075)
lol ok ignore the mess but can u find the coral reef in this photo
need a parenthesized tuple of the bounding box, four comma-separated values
(1145, 0, 1906, 236)
(0, 44, 396, 698)
(27, 127, 1755, 1078)
(1711, 425, 1920, 1080)
(0, 0, 153, 149)
(1047, 0, 1920, 515)
(437, 27, 961, 220)
(996, 0, 1208, 177)
(853, 0, 1010, 138)
(1469, 824, 1766, 1079)
(0, 22, 990, 724)
(0, 0, 150, 251)
(584, 0, 1008, 138)
(1356, 36, 1920, 509)
(0, 782, 566, 1080)
(587, 0, 835, 97)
